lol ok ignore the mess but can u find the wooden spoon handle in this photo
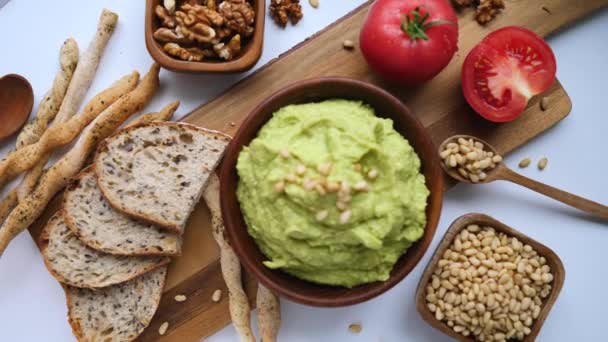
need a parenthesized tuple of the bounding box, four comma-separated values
(499, 167, 608, 220)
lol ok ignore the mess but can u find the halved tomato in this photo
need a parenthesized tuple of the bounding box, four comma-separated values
(462, 26, 557, 122)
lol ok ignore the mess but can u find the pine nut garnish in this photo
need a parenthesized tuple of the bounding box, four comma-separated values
(279, 149, 290, 159)
(303, 177, 316, 191)
(339, 210, 352, 224)
(367, 169, 378, 180)
(159, 322, 169, 336)
(296, 164, 307, 176)
(326, 181, 340, 192)
(316, 210, 329, 221)
(340, 180, 351, 195)
(425, 225, 553, 341)
(348, 323, 362, 333)
(317, 162, 332, 176)
(353, 180, 369, 192)
(309, 0, 319, 8)
(315, 183, 327, 195)
(285, 173, 297, 183)
(174, 294, 187, 302)
(274, 181, 286, 193)
(519, 158, 531, 168)
(538, 157, 548, 170)
(343, 39, 355, 49)
(211, 289, 222, 303)
(336, 200, 348, 211)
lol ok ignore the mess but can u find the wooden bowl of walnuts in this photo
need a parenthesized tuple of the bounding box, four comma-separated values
(415, 213, 565, 342)
(145, 0, 265, 73)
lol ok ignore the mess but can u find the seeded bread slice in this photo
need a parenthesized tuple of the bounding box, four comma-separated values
(66, 266, 167, 342)
(94, 122, 231, 233)
(40, 213, 170, 288)
(63, 167, 182, 256)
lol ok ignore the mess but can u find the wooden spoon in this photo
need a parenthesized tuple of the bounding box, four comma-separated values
(439, 134, 608, 220)
(0, 74, 34, 141)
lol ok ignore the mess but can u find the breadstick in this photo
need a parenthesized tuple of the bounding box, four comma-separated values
(257, 284, 281, 342)
(0, 72, 139, 188)
(124, 101, 179, 128)
(16, 38, 79, 148)
(0, 38, 78, 216)
(0, 64, 160, 256)
(0, 190, 17, 225)
(16, 9, 118, 200)
(203, 174, 255, 342)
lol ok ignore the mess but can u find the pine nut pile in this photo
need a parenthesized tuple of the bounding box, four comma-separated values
(440, 137, 502, 183)
(425, 224, 554, 341)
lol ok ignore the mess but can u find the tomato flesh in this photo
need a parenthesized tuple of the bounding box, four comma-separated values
(462, 27, 557, 122)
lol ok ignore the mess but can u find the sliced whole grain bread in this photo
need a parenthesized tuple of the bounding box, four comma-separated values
(40, 213, 170, 288)
(94, 122, 230, 233)
(63, 167, 182, 256)
(66, 266, 167, 342)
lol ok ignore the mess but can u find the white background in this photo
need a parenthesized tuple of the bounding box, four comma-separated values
(0, 1, 607, 341)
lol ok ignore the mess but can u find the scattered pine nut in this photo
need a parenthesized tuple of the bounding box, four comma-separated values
(212, 289, 223, 303)
(540, 97, 549, 111)
(279, 149, 290, 159)
(274, 181, 286, 193)
(159, 322, 169, 336)
(538, 157, 548, 170)
(339, 210, 352, 224)
(343, 39, 355, 50)
(348, 323, 362, 333)
(296, 164, 307, 176)
(309, 0, 319, 8)
(230, 122, 236, 127)
(353, 180, 369, 192)
(519, 158, 531, 168)
(367, 169, 378, 180)
(316, 210, 329, 221)
(174, 294, 187, 302)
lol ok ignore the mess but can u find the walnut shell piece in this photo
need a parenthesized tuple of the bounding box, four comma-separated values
(153, 27, 193, 44)
(163, 43, 206, 61)
(269, 0, 303, 28)
(156, 5, 177, 28)
(219, 0, 255, 37)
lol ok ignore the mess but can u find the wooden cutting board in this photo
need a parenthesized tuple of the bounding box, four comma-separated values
(26, 0, 607, 341)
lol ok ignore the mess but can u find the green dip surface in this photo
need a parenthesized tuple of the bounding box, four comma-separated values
(236, 99, 429, 288)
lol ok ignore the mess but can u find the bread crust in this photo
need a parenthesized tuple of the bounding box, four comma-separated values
(39, 212, 170, 289)
(63, 166, 182, 256)
(94, 121, 231, 233)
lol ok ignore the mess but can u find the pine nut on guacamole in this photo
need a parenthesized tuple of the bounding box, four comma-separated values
(236, 99, 429, 288)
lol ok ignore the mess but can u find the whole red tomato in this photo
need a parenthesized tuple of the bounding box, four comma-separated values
(359, 0, 459, 84)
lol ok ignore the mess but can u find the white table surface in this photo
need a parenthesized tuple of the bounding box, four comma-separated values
(0, 1, 606, 341)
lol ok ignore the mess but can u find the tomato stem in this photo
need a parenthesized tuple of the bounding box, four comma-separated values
(401, 7, 452, 41)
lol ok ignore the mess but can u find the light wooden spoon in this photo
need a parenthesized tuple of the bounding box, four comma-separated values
(0, 74, 34, 141)
(439, 134, 608, 220)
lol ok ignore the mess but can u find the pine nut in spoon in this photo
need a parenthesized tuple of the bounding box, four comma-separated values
(439, 134, 608, 220)
(0, 74, 34, 141)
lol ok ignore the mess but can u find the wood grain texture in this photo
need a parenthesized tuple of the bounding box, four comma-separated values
(26, 0, 607, 341)
(414, 213, 565, 341)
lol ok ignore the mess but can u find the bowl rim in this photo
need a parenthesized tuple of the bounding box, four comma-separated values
(144, 0, 265, 73)
(414, 213, 566, 341)
(220, 77, 444, 306)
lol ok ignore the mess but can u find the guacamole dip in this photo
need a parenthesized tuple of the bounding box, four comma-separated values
(236, 99, 429, 288)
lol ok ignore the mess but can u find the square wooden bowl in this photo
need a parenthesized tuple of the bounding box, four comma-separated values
(415, 213, 565, 341)
(144, 0, 265, 73)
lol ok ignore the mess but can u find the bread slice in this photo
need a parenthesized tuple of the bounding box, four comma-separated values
(63, 167, 182, 256)
(40, 213, 170, 288)
(94, 122, 230, 233)
(66, 266, 167, 342)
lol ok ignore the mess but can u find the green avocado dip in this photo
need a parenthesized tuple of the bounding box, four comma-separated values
(236, 99, 429, 288)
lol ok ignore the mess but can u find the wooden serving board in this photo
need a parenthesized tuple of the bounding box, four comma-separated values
(27, 0, 607, 341)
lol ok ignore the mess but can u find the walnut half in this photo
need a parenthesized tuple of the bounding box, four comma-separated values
(163, 43, 206, 61)
(269, 0, 303, 28)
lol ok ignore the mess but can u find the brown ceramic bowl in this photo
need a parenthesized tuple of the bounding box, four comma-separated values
(145, 0, 265, 73)
(220, 77, 444, 307)
(415, 213, 565, 341)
